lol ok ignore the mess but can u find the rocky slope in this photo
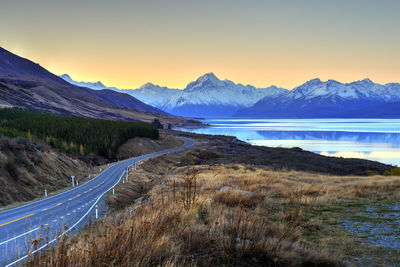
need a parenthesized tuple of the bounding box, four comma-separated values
(0, 135, 93, 207)
(0, 47, 197, 127)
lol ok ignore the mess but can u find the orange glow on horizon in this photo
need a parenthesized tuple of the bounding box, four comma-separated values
(1, 1, 399, 90)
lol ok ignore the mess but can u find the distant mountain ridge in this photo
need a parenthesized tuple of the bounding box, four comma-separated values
(60, 72, 288, 117)
(236, 78, 400, 118)
(60, 73, 400, 119)
(60, 74, 119, 91)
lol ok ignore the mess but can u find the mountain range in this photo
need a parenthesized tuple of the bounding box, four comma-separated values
(60, 72, 288, 117)
(0, 47, 197, 126)
(236, 78, 400, 118)
(60, 74, 119, 91)
(61, 73, 400, 118)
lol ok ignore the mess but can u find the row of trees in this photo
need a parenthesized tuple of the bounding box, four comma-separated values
(0, 108, 159, 159)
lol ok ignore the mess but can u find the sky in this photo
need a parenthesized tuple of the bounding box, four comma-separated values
(0, 0, 399, 89)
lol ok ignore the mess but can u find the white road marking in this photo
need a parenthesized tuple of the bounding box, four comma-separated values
(0, 227, 39, 246)
(5, 174, 124, 266)
(4, 137, 193, 267)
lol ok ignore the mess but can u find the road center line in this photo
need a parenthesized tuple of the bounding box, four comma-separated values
(69, 194, 81, 200)
(42, 203, 62, 211)
(0, 213, 35, 227)
(3, 137, 194, 267)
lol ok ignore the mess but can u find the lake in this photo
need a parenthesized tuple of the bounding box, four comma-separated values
(177, 119, 400, 167)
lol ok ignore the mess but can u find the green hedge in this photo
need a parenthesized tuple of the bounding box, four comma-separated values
(0, 108, 159, 159)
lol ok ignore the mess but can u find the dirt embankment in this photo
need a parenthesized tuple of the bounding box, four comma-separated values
(117, 131, 184, 159)
(0, 132, 185, 208)
(0, 136, 94, 207)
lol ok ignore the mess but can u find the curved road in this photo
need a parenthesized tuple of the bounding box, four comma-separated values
(0, 137, 195, 266)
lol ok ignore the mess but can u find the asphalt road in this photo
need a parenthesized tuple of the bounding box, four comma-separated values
(0, 136, 195, 266)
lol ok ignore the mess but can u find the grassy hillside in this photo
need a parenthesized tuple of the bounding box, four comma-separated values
(0, 135, 94, 206)
(0, 108, 159, 159)
(27, 142, 400, 266)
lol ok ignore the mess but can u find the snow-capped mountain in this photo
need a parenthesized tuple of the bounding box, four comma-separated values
(60, 74, 118, 91)
(60, 73, 400, 118)
(236, 78, 400, 118)
(156, 73, 287, 117)
(124, 83, 181, 108)
(61, 72, 288, 118)
(175, 72, 285, 106)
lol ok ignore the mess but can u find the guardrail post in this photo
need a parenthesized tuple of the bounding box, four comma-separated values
(95, 205, 98, 219)
(71, 176, 75, 187)
(45, 189, 47, 197)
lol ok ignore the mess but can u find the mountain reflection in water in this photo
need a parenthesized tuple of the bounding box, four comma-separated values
(179, 119, 400, 166)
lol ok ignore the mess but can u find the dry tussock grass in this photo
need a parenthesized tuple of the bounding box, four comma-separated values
(27, 164, 400, 266)
(199, 166, 400, 204)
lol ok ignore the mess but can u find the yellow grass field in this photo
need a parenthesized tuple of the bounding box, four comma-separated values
(27, 160, 400, 266)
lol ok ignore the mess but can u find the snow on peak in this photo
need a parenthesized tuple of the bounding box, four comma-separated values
(307, 78, 322, 85)
(286, 77, 400, 102)
(348, 78, 374, 86)
(60, 73, 72, 80)
(139, 82, 157, 90)
(199, 72, 218, 81)
(94, 81, 105, 87)
(360, 78, 373, 84)
(185, 72, 225, 91)
(59, 73, 109, 90)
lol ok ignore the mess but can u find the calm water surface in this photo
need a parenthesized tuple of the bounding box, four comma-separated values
(178, 119, 400, 166)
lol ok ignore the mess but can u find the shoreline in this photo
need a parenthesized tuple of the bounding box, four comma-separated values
(174, 118, 400, 167)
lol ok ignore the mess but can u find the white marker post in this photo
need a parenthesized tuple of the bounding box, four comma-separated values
(76, 179, 79, 186)
(71, 176, 75, 187)
(112, 186, 115, 195)
(95, 205, 98, 219)
(44, 189, 47, 197)
(88, 173, 91, 179)
(126, 172, 128, 183)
